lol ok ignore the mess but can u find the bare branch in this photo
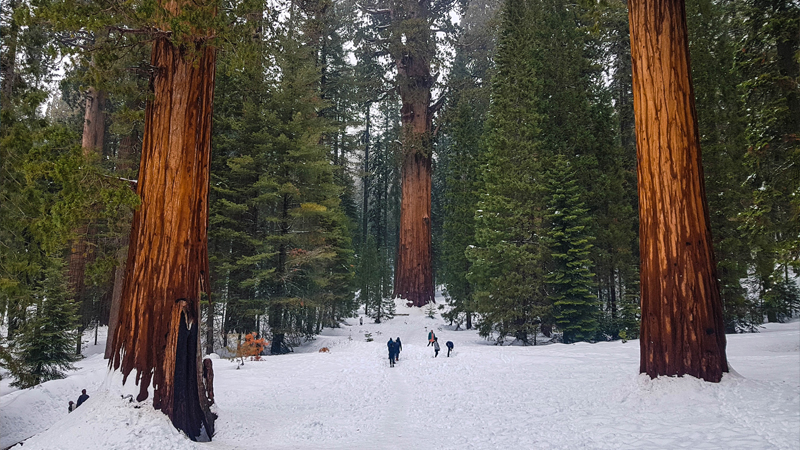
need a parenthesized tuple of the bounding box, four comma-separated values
(358, 4, 391, 15)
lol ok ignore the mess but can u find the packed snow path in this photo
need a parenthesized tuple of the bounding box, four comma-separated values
(2, 299, 798, 449)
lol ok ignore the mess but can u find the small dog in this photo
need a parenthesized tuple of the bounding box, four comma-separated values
(319, 347, 330, 353)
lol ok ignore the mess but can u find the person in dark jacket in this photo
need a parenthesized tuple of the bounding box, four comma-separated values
(387, 338, 396, 367)
(395, 337, 402, 361)
(76, 389, 89, 407)
(433, 337, 440, 357)
(68, 401, 75, 413)
(446, 340, 454, 357)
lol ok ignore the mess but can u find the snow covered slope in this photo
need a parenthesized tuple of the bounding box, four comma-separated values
(2, 297, 798, 450)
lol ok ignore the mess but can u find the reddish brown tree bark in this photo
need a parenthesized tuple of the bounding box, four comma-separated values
(628, 0, 728, 382)
(109, 32, 217, 438)
(391, 0, 435, 307)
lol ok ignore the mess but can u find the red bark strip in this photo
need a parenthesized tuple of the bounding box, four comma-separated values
(628, 0, 728, 382)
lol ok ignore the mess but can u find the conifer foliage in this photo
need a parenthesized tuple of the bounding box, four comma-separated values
(544, 156, 597, 343)
(467, 0, 548, 345)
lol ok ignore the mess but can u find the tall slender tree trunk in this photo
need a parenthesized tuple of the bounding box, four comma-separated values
(70, 86, 106, 355)
(109, 33, 217, 438)
(392, 0, 435, 307)
(609, 269, 617, 320)
(105, 127, 137, 360)
(628, 0, 728, 382)
(363, 106, 371, 244)
(270, 194, 290, 355)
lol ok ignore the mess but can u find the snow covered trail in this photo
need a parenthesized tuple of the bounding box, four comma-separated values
(2, 300, 798, 450)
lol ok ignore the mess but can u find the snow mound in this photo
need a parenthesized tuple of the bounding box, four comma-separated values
(18, 392, 195, 450)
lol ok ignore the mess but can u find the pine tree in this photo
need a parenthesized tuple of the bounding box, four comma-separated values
(735, 0, 800, 323)
(438, 0, 499, 330)
(210, 4, 356, 354)
(9, 259, 79, 388)
(686, 0, 754, 331)
(587, 0, 641, 340)
(1, 0, 136, 385)
(467, 0, 548, 345)
(544, 156, 597, 343)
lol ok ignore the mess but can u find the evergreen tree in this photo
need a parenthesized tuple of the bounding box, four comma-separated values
(438, 0, 499, 330)
(735, 0, 800, 323)
(587, 0, 640, 340)
(0, 1, 135, 384)
(9, 259, 79, 388)
(210, 5, 355, 354)
(686, 0, 754, 331)
(544, 156, 597, 343)
(467, 0, 548, 345)
(358, 235, 396, 322)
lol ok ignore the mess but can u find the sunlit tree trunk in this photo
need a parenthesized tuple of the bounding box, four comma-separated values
(109, 32, 217, 438)
(628, 0, 728, 382)
(392, 0, 435, 307)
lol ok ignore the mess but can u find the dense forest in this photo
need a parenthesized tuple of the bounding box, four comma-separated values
(0, 0, 797, 438)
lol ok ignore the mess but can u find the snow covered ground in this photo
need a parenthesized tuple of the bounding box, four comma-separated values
(2, 297, 798, 450)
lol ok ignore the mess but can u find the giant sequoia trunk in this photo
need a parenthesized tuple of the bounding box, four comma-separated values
(391, 0, 435, 307)
(628, 0, 728, 382)
(109, 34, 217, 438)
(69, 86, 106, 355)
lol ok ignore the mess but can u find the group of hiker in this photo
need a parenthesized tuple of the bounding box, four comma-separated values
(427, 330, 454, 358)
(387, 337, 402, 367)
(67, 389, 90, 412)
(387, 330, 455, 366)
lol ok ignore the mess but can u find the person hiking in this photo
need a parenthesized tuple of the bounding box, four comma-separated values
(395, 337, 402, 361)
(433, 337, 440, 357)
(387, 338, 396, 367)
(427, 330, 436, 346)
(360, 317, 363, 326)
(68, 401, 76, 413)
(76, 389, 89, 408)
(446, 340, 454, 357)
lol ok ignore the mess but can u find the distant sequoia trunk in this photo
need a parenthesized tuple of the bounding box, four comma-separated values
(628, 0, 728, 382)
(69, 85, 105, 356)
(108, 28, 217, 438)
(392, 0, 435, 307)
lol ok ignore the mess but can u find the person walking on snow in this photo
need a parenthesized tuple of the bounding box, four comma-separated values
(446, 341, 454, 357)
(68, 401, 75, 413)
(433, 337, 440, 357)
(395, 337, 402, 361)
(76, 389, 89, 408)
(427, 330, 436, 346)
(388, 338, 397, 367)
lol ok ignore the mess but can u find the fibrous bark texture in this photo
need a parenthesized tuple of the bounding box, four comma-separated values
(392, 0, 435, 307)
(109, 35, 216, 438)
(395, 153, 433, 307)
(628, 0, 728, 382)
